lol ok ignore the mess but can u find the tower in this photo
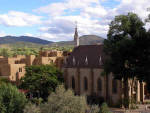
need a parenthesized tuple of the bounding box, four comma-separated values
(74, 22, 79, 47)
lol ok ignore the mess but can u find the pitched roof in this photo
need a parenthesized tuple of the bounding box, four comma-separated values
(64, 45, 105, 68)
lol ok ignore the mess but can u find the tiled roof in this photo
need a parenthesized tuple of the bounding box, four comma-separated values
(64, 45, 105, 68)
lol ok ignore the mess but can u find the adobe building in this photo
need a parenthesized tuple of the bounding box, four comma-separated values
(63, 24, 146, 105)
(0, 51, 68, 82)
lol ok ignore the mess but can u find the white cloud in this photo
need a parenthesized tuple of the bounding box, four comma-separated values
(0, 31, 6, 37)
(24, 33, 33, 37)
(35, 0, 100, 16)
(2, 0, 150, 42)
(0, 11, 42, 27)
(83, 6, 107, 18)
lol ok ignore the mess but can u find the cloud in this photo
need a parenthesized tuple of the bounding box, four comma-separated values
(0, 11, 42, 27)
(35, 0, 100, 16)
(115, 0, 150, 20)
(2, 0, 150, 42)
(0, 31, 6, 37)
(24, 33, 33, 37)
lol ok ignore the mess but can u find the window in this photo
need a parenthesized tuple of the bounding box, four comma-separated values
(112, 79, 118, 94)
(97, 78, 102, 91)
(72, 76, 75, 90)
(84, 77, 88, 91)
(19, 68, 22, 72)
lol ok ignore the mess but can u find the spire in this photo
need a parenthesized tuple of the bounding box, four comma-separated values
(74, 21, 79, 47)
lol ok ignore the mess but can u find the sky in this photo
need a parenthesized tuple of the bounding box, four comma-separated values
(0, 0, 150, 42)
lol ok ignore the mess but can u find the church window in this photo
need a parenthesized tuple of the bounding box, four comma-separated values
(99, 56, 102, 65)
(84, 77, 88, 91)
(72, 76, 75, 90)
(97, 78, 102, 91)
(73, 56, 76, 65)
(112, 79, 118, 94)
(85, 56, 88, 65)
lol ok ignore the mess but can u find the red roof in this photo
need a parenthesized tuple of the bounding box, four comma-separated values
(19, 89, 29, 93)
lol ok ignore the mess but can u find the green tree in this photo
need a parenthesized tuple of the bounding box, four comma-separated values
(0, 83, 27, 113)
(103, 12, 150, 106)
(19, 65, 64, 101)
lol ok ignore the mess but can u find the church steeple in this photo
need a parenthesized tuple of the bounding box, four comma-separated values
(74, 22, 79, 47)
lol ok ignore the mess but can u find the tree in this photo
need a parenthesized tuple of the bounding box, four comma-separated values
(0, 83, 27, 113)
(103, 12, 150, 106)
(19, 65, 64, 101)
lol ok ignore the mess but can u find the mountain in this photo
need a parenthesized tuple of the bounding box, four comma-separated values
(0, 35, 104, 47)
(0, 36, 52, 45)
(51, 35, 104, 46)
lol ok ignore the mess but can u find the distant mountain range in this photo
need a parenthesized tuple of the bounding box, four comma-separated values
(0, 35, 104, 47)
(0, 36, 51, 45)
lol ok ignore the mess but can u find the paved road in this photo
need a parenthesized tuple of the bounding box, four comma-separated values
(111, 104, 150, 113)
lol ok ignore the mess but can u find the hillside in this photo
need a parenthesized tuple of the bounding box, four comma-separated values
(51, 35, 104, 46)
(0, 35, 104, 48)
(0, 36, 52, 45)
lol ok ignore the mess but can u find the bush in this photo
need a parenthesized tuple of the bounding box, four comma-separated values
(24, 103, 41, 113)
(0, 83, 27, 113)
(24, 85, 101, 113)
(87, 94, 104, 106)
(89, 105, 100, 113)
(40, 85, 88, 113)
(100, 103, 112, 113)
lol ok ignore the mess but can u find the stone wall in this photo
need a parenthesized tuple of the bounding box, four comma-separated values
(64, 67, 123, 104)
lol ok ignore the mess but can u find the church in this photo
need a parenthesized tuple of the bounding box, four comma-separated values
(63, 25, 146, 105)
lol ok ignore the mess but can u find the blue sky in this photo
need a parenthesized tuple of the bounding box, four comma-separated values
(0, 0, 149, 42)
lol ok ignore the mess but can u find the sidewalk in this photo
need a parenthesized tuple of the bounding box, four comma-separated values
(110, 104, 150, 113)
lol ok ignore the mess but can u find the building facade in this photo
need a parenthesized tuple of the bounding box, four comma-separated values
(0, 50, 68, 82)
(63, 44, 145, 105)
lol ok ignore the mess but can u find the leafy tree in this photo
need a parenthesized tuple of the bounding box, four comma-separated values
(0, 83, 27, 113)
(19, 65, 64, 101)
(103, 12, 150, 106)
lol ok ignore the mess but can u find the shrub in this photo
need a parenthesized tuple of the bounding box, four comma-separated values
(100, 102, 112, 113)
(89, 105, 100, 113)
(87, 94, 104, 106)
(40, 85, 88, 113)
(24, 103, 41, 113)
(0, 83, 27, 113)
(24, 85, 101, 113)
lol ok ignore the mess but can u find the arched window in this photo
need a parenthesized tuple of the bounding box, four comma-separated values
(112, 79, 118, 94)
(84, 77, 88, 91)
(97, 78, 102, 91)
(72, 76, 75, 90)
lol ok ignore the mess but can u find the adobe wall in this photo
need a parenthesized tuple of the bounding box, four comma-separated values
(0, 64, 11, 76)
(10, 64, 26, 81)
(26, 55, 36, 66)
